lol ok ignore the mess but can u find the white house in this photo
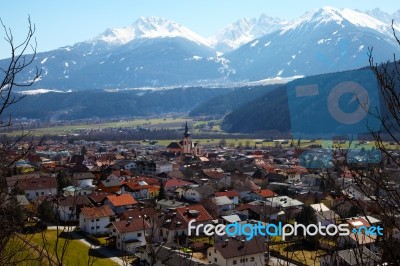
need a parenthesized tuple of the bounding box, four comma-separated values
(18, 176, 58, 201)
(215, 191, 240, 205)
(106, 218, 150, 253)
(79, 205, 115, 235)
(183, 185, 215, 202)
(56, 195, 92, 222)
(212, 196, 234, 216)
(207, 237, 267, 266)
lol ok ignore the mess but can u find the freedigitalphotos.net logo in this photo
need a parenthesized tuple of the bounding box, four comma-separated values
(188, 220, 384, 241)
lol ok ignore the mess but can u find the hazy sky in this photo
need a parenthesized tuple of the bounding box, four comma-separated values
(0, 0, 399, 58)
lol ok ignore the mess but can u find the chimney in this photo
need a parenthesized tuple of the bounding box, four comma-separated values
(127, 216, 133, 225)
(224, 239, 229, 247)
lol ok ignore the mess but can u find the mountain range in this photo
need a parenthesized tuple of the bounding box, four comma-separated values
(1, 6, 400, 91)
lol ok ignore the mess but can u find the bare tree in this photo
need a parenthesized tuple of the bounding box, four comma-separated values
(0, 17, 41, 265)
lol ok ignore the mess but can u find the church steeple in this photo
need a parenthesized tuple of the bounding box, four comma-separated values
(184, 121, 190, 138)
(183, 121, 192, 154)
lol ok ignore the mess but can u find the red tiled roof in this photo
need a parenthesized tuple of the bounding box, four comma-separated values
(176, 204, 213, 223)
(18, 176, 57, 191)
(106, 194, 138, 207)
(81, 205, 115, 219)
(88, 192, 112, 203)
(122, 181, 152, 191)
(215, 191, 240, 198)
(164, 178, 193, 188)
(254, 189, 277, 198)
(110, 218, 151, 233)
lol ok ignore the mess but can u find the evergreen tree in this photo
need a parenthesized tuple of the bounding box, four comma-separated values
(157, 180, 166, 201)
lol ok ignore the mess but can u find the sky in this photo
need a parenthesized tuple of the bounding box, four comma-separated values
(0, 0, 399, 59)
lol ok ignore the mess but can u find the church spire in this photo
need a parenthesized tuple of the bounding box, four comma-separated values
(184, 121, 190, 138)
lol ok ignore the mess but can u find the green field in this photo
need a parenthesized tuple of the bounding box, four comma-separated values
(26, 230, 119, 266)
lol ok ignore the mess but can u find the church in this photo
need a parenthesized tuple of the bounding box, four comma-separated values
(166, 121, 204, 157)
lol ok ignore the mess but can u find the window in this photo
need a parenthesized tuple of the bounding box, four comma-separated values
(26, 193, 30, 197)
(96, 226, 99, 229)
(214, 249, 216, 253)
(91, 227, 94, 230)
(137, 232, 142, 237)
(91, 219, 94, 222)
(69, 207, 73, 211)
(96, 219, 100, 221)
(214, 258, 217, 263)
(233, 260, 237, 265)
(41, 192, 45, 195)
(208, 252, 211, 256)
(250, 257, 254, 262)
(36, 192, 39, 196)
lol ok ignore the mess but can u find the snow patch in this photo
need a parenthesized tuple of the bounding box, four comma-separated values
(264, 41, 271, 47)
(18, 89, 72, 95)
(250, 40, 259, 47)
(358, 45, 364, 51)
(277, 70, 283, 76)
(65, 62, 69, 67)
(41, 57, 48, 64)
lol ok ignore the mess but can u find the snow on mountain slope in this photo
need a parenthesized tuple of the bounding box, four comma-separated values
(365, 8, 400, 26)
(210, 14, 288, 52)
(93, 16, 211, 47)
(227, 6, 400, 81)
(280, 6, 395, 36)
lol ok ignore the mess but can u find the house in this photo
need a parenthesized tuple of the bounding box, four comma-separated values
(184, 185, 215, 202)
(79, 205, 115, 235)
(164, 178, 193, 194)
(106, 218, 150, 253)
(140, 245, 217, 266)
(212, 196, 234, 216)
(207, 237, 267, 266)
(121, 180, 152, 199)
(266, 196, 304, 210)
(320, 247, 381, 266)
(176, 205, 214, 226)
(56, 195, 92, 222)
(113, 160, 136, 171)
(338, 217, 377, 247)
(17, 176, 58, 201)
(87, 191, 112, 206)
(215, 191, 240, 205)
(310, 203, 340, 226)
(72, 172, 96, 193)
(235, 203, 282, 222)
(156, 199, 186, 211)
(98, 174, 124, 193)
(104, 194, 138, 214)
(248, 189, 277, 201)
(202, 168, 231, 186)
(157, 204, 214, 243)
(135, 160, 173, 176)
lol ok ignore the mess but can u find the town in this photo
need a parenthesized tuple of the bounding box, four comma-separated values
(2, 120, 399, 266)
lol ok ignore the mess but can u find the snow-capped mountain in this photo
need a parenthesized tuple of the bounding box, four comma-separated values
(3, 17, 233, 90)
(93, 16, 211, 47)
(227, 6, 400, 80)
(365, 8, 400, 26)
(209, 14, 288, 52)
(2, 8, 400, 91)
